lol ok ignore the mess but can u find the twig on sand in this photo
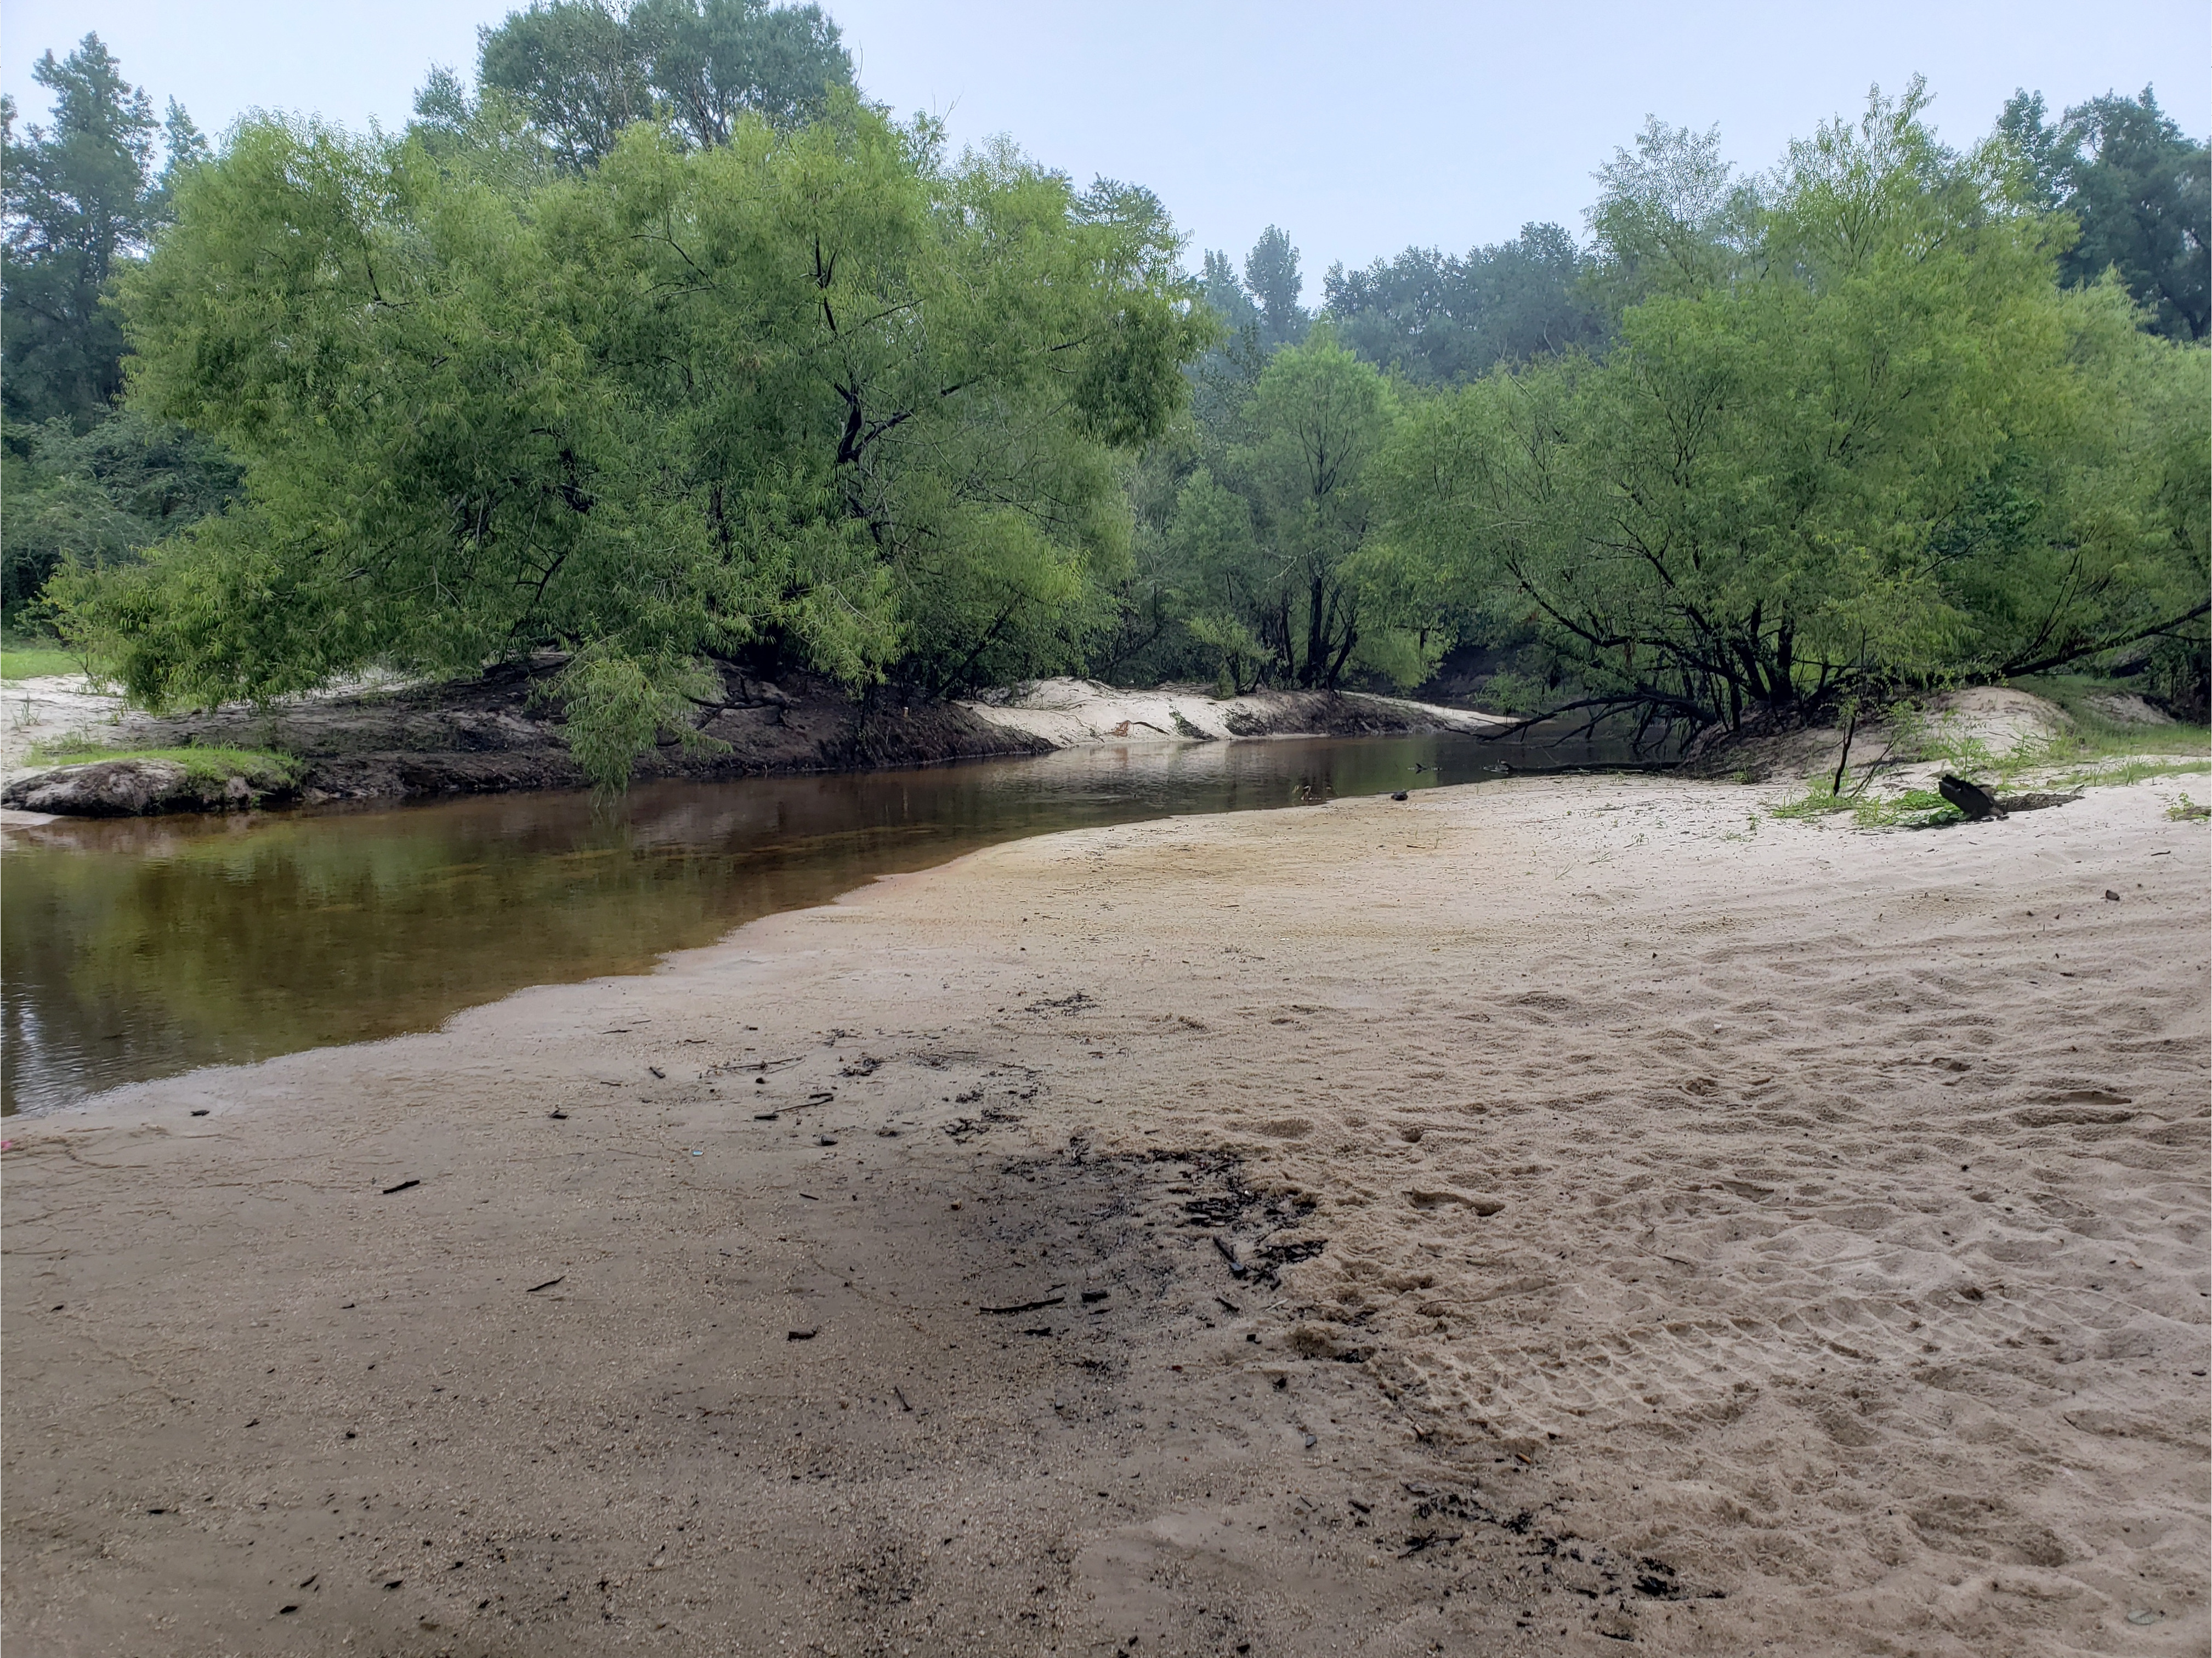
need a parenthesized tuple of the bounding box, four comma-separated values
(980, 1296, 1065, 1315)
(1400, 1531, 1463, 1558)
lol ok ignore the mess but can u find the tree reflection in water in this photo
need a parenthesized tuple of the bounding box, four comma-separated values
(3, 730, 1631, 1112)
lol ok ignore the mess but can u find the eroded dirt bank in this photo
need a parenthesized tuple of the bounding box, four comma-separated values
(3, 774, 2205, 1656)
(1, 668, 1500, 814)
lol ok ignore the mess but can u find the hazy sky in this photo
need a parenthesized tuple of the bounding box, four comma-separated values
(5, 0, 2206, 282)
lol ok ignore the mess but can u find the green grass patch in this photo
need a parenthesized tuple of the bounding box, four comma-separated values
(1861, 787, 1966, 828)
(22, 744, 302, 787)
(1766, 786, 1858, 822)
(1875, 694, 2209, 789)
(1, 646, 84, 682)
(1776, 752, 2210, 833)
(2007, 674, 2187, 734)
(2020, 725, 2209, 768)
(1768, 684, 2208, 834)
(1772, 782, 1961, 828)
(2056, 756, 2212, 790)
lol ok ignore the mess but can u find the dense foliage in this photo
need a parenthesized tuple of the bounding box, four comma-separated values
(1111, 240, 1465, 693)
(54, 102, 1207, 780)
(477, 0, 853, 168)
(0, 36, 205, 427)
(1373, 86, 2209, 742)
(2, 411, 242, 620)
(1159, 333, 1405, 691)
(1999, 86, 2208, 340)
(8, 18, 2205, 777)
(1323, 224, 1606, 385)
(0, 36, 234, 623)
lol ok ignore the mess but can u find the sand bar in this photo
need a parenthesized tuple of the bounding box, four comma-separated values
(4, 774, 2205, 1655)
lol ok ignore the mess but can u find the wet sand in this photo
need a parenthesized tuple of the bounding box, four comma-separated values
(4, 774, 2206, 1656)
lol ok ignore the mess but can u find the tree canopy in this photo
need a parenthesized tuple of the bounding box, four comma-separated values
(1999, 86, 2209, 340)
(55, 103, 1209, 782)
(1, 34, 206, 428)
(1165, 332, 1403, 691)
(1374, 84, 2209, 742)
(1322, 223, 1605, 384)
(13, 27, 2204, 765)
(476, 0, 853, 170)
(2, 411, 241, 621)
(1, 35, 230, 625)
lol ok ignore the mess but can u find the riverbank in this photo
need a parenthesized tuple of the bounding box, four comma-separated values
(0, 734, 1529, 1115)
(0, 667, 1504, 816)
(4, 770, 2204, 1655)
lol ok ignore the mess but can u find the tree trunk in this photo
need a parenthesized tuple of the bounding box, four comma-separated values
(1303, 575, 1328, 688)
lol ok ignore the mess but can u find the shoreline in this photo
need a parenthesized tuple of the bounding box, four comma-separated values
(4, 771, 2206, 1655)
(0, 733, 1624, 1121)
(1, 670, 1511, 818)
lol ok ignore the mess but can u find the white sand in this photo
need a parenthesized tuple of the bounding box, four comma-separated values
(3, 773, 2205, 1655)
(0, 673, 119, 774)
(960, 675, 1507, 746)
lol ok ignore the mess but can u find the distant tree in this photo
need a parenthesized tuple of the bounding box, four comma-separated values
(475, 2, 653, 171)
(1581, 116, 1759, 309)
(1180, 248, 1263, 435)
(477, 0, 853, 171)
(1, 35, 221, 625)
(2, 409, 241, 622)
(1999, 86, 2208, 339)
(1995, 89, 2072, 206)
(1241, 224, 1308, 348)
(1, 34, 204, 427)
(632, 0, 852, 144)
(1185, 227, 1312, 432)
(1165, 331, 1430, 690)
(1323, 223, 1605, 384)
(1199, 247, 1260, 336)
(411, 63, 478, 134)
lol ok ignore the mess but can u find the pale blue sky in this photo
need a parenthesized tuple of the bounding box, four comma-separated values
(5, 0, 2205, 281)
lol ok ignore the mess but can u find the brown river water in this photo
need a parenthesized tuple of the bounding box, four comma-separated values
(2, 732, 1634, 1113)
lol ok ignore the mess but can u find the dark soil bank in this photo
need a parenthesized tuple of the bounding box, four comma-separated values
(5, 666, 1495, 815)
(64, 666, 1053, 810)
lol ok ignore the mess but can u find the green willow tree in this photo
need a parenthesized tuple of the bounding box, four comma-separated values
(55, 103, 1209, 783)
(1375, 83, 2210, 742)
(1163, 331, 1436, 691)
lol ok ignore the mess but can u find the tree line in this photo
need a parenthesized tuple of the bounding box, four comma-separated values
(1104, 83, 2207, 732)
(4, 10, 2207, 785)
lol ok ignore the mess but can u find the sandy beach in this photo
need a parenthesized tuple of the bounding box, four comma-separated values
(4, 771, 2206, 1656)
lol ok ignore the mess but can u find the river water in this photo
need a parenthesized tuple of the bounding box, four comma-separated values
(2, 732, 1629, 1113)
